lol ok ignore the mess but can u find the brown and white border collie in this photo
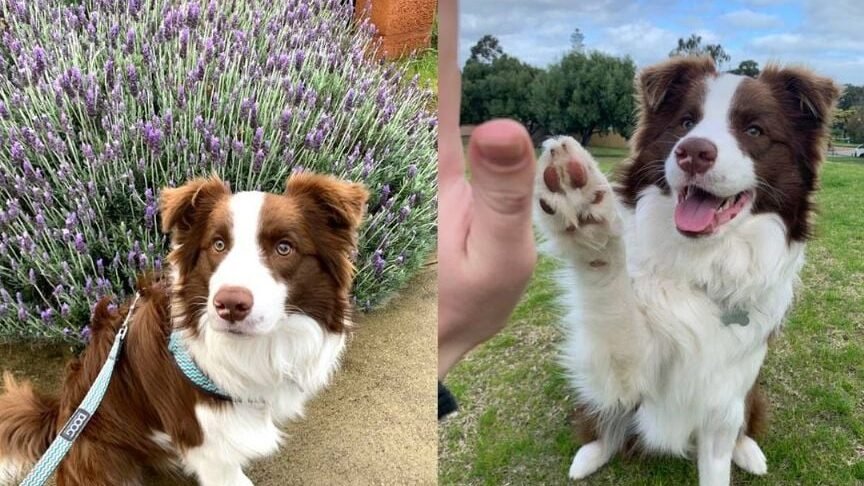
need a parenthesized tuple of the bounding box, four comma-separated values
(0, 172, 368, 486)
(534, 57, 838, 485)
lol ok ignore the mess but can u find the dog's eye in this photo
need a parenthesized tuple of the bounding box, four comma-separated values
(212, 238, 226, 252)
(746, 125, 763, 137)
(276, 240, 292, 256)
(681, 118, 695, 130)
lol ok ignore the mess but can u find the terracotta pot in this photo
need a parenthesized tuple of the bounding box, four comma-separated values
(355, 0, 436, 59)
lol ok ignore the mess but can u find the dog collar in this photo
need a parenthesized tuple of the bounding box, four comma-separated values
(168, 331, 235, 402)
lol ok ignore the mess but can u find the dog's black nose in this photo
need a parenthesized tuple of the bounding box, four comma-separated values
(214, 286, 254, 322)
(675, 137, 717, 175)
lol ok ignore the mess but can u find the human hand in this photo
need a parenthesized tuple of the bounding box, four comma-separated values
(437, 0, 537, 379)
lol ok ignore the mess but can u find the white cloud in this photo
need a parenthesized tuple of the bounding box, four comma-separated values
(721, 9, 781, 29)
(599, 21, 678, 66)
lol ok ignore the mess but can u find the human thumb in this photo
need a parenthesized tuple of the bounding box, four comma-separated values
(465, 119, 537, 258)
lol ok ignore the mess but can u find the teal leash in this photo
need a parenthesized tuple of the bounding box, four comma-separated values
(20, 293, 140, 486)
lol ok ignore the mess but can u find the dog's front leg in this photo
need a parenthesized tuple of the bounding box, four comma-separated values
(534, 137, 647, 396)
(697, 424, 740, 486)
(187, 459, 253, 486)
(185, 446, 254, 486)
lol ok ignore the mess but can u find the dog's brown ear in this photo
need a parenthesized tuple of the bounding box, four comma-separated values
(286, 172, 369, 231)
(159, 176, 230, 235)
(758, 65, 840, 124)
(638, 56, 717, 113)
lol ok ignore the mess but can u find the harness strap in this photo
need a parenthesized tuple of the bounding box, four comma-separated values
(20, 293, 139, 486)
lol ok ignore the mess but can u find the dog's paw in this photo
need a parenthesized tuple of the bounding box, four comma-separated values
(732, 435, 767, 476)
(568, 440, 612, 480)
(535, 136, 619, 251)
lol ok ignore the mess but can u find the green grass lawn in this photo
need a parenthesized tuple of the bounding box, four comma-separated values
(399, 48, 438, 94)
(439, 147, 864, 485)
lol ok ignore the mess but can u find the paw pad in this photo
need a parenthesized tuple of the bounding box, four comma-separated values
(543, 166, 563, 193)
(567, 160, 587, 188)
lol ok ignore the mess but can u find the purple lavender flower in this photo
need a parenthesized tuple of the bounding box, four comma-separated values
(11, 141, 25, 161)
(85, 84, 98, 117)
(32, 46, 46, 79)
(68, 67, 83, 95)
(143, 122, 163, 154)
(253, 127, 264, 151)
(180, 28, 189, 58)
(74, 233, 87, 253)
(128, 0, 141, 18)
(126, 64, 139, 96)
(280, 108, 292, 133)
(105, 58, 116, 89)
(304, 128, 325, 151)
(373, 250, 385, 275)
(189, 59, 205, 84)
(254, 150, 265, 171)
(141, 43, 153, 67)
(186, 2, 201, 28)
(232, 139, 244, 154)
(109, 24, 120, 47)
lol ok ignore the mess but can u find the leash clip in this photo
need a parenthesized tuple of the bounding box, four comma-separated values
(116, 324, 129, 340)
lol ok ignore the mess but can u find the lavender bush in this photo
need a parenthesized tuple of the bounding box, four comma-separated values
(0, 0, 437, 342)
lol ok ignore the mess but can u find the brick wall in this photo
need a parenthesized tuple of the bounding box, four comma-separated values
(355, 0, 436, 59)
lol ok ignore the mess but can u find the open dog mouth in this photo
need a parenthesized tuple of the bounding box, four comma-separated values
(674, 185, 753, 237)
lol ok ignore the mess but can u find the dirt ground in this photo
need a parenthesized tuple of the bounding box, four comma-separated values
(0, 266, 437, 485)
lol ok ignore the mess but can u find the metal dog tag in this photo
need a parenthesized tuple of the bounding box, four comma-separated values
(721, 308, 750, 326)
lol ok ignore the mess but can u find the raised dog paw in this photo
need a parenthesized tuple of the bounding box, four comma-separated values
(534, 136, 619, 252)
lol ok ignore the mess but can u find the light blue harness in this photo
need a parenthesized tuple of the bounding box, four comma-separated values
(20, 295, 234, 485)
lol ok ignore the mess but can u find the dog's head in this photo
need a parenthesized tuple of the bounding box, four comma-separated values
(620, 56, 839, 241)
(159, 173, 368, 337)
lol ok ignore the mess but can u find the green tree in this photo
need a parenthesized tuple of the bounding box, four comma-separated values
(839, 84, 864, 110)
(729, 60, 760, 78)
(846, 106, 864, 142)
(468, 34, 504, 64)
(669, 34, 730, 69)
(532, 51, 636, 146)
(461, 54, 542, 132)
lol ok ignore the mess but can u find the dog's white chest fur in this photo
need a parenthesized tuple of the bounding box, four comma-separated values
(621, 188, 803, 451)
(178, 315, 347, 486)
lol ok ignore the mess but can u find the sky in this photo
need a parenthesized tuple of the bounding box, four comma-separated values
(458, 0, 864, 85)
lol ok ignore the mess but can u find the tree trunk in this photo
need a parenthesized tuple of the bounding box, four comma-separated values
(580, 128, 594, 147)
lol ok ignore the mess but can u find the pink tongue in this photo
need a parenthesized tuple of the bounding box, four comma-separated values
(674, 192, 723, 233)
